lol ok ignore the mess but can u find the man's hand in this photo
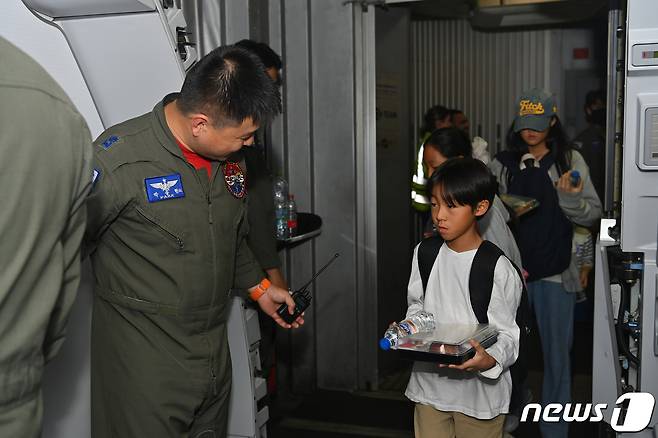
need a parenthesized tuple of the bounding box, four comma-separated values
(255, 284, 304, 329)
(439, 339, 496, 373)
(266, 267, 288, 290)
(557, 170, 584, 194)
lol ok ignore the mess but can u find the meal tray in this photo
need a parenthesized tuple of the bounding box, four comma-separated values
(395, 323, 499, 365)
(499, 193, 539, 217)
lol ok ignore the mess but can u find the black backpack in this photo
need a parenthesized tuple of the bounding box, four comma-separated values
(417, 237, 530, 398)
(496, 151, 573, 282)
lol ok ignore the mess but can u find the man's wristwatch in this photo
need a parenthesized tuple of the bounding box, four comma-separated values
(249, 278, 271, 301)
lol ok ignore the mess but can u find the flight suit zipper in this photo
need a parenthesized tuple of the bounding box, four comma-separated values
(135, 207, 184, 250)
(207, 193, 213, 224)
(206, 164, 219, 331)
(206, 166, 220, 399)
(210, 364, 218, 396)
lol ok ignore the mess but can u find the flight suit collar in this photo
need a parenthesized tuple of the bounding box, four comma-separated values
(151, 93, 246, 174)
(151, 92, 186, 159)
(151, 94, 243, 164)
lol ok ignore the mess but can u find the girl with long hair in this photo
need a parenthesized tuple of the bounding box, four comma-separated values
(490, 89, 602, 438)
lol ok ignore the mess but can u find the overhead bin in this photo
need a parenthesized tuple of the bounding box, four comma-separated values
(21, 0, 155, 18)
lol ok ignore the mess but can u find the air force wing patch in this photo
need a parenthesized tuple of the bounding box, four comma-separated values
(144, 173, 185, 203)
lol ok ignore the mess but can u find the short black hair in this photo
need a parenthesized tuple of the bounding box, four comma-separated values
(422, 105, 451, 135)
(585, 89, 605, 108)
(425, 127, 472, 159)
(426, 157, 497, 212)
(448, 108, 464, 121)
(178, 45, 281, 127)
(235, 39, 282, 70)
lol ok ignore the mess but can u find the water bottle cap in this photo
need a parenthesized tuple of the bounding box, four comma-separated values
(379, 338, 392, 351)
(570, 170, 581, 186)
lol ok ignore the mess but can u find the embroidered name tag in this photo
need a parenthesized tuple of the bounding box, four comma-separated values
(144, 173, 185, 203)
(101, 135, 119, 149)
(223, 162, 246, 199)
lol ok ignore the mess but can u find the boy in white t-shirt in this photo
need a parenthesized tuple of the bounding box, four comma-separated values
(405, 158, 522, 438)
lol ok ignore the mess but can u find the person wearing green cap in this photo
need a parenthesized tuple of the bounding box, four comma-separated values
(489, 89, 601, 438)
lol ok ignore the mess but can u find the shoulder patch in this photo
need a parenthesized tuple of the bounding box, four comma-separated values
(145, 174, 185, 202)
(101, 135, 119, 149)
(223, 162, 246, 198)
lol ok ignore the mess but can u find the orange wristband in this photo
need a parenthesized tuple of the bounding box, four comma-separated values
(249, 278, 271, 301)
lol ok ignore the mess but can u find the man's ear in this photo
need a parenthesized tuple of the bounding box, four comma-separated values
(190, 113, 210, 137)
(474, 200, 490, 218)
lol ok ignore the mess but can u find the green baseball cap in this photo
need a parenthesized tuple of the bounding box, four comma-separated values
(513, 88, 557, 132)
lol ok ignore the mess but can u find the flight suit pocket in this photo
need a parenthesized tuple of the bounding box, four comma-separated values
(133, 204, 187, 252)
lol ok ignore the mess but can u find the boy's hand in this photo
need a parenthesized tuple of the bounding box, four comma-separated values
(439, 339, 496, 372)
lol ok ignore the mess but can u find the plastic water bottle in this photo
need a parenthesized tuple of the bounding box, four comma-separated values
(286, 194, 298, 237)
(273, 176, 288, 204)
(570, 170, 581, 186)
(273, 177, 289, 239)
(379, 311, 435, 351)
(275, 199, 288, 239)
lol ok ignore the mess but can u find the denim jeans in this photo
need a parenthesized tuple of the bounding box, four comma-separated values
(527, 279, 576, 438)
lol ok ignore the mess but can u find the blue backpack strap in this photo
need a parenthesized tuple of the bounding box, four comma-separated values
(468, 240, 504, 324)
(418, 235, 443, 294)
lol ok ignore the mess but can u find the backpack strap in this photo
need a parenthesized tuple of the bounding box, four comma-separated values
(494, 150, 521, 190)
(468, 240, 504, 324)
(495, 150, 520, 171)
(418, 235, 443, 293)
(419, 238, 530, 337)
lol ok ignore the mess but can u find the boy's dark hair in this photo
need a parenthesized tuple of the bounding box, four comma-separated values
(235, 39, 283, 70)
(422, 105, 451, 135)
(177, 45, 281, 127)
(426, 157, 497, 212)
(505, 115, 572, 174)
(425, 127, 472, 159)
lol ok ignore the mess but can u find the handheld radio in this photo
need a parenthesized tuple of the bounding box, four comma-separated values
(276, 253, 340, 324)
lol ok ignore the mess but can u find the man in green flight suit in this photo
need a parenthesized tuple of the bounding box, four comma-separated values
(0, 36, 92, 438)
(85, 45, 303, 438)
